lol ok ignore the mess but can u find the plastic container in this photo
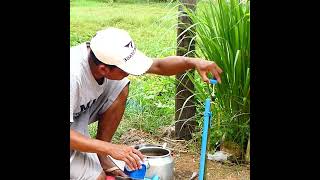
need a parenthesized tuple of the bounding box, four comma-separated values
(123, 163, 147, 179)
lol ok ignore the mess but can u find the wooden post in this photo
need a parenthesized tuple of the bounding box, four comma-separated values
(175, 0, 197, 140)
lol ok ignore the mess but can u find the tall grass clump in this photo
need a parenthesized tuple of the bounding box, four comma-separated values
(180, 0, 250, 159)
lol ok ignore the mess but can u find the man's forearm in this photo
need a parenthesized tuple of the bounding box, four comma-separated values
(147, 56, 198, 75)
(70, 129, 110, 155)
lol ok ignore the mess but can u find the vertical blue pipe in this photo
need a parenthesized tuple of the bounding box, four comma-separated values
(199, 98, 211, 180)
(199, 79, 217, 180)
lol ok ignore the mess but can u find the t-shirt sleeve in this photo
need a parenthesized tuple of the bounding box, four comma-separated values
(70, 75, 79, 123)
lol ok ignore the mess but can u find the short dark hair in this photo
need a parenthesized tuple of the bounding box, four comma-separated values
(87, 42, 116, 69)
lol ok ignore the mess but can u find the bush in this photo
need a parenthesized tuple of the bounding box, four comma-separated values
(182, 0, 250, 158)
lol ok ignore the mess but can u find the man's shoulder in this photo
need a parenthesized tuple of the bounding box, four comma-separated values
(70, 43, 86, 55)
(70, 43, 87, 81)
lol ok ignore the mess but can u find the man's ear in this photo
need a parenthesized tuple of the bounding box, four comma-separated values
(97, 64, 110, 76)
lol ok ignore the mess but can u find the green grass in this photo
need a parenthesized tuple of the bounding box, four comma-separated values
(71, 0, 179, 141)
(114, 74, 176, 141)
(71, 0, 178, 57)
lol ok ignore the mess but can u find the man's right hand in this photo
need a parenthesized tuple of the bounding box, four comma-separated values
(108, 144, 144, 171)
(70, 129, 144, 171)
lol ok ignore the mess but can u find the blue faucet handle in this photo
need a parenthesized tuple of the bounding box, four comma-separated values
(209, 79, 217, 85)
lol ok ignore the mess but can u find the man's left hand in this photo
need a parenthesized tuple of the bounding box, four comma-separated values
(105, 169, 128, 177)
(98, 155, 128, 177)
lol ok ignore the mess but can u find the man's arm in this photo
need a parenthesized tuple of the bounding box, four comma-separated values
(70, 129, 109, 154)
(70, 129, 144, 170)
(146, 56, 223, 83)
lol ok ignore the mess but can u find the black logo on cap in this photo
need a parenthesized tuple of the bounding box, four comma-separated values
(124, 41, 136, 62)
(125, 41, 134, 48)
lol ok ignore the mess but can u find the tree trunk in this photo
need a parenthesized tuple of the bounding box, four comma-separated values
(175, 0, 197, 140)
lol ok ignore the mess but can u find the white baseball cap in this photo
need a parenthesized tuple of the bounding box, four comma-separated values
(90, 27, 153, 75)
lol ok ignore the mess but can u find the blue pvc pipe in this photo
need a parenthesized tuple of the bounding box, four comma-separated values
(199, 98, 211, 180)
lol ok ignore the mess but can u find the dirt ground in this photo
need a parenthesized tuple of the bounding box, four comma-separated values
(119, 128, 250, 180)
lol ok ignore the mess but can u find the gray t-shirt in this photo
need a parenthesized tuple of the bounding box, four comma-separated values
(69, 43, 130, 162)
(70, 43, 107, 123)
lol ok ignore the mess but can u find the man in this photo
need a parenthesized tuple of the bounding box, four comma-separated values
(70, 27, 222, 180)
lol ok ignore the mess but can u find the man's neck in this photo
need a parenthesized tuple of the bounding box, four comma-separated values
(87, 51, 105, 85)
